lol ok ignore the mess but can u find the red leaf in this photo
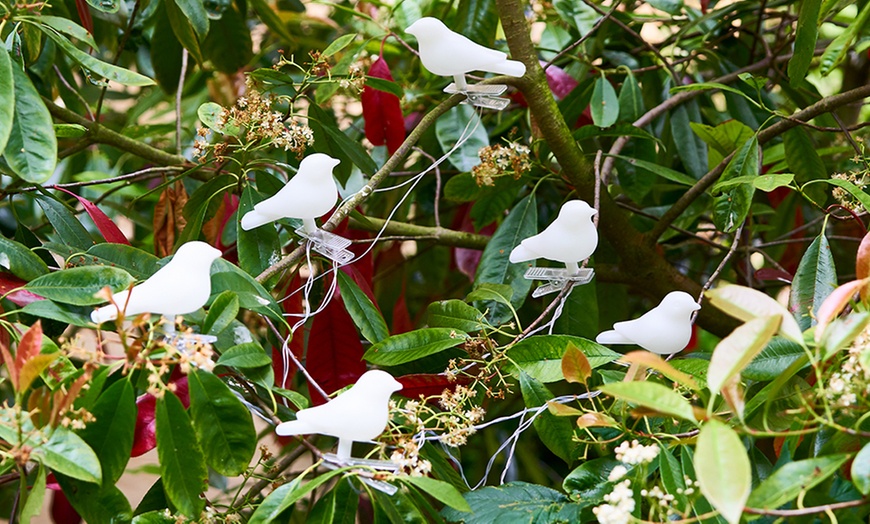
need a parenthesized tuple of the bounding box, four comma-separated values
(452, 204, 495, 282)
(396, 373, 472, 400)
(131, 376, 190, 457)
(361, 56, 405, 154)
(275, 274, 305, 388)
(700, 0, 709, 13)
(335, 216, 375, 287)
(0, 272, 43, 306)
(46, 473, 61, 491)
(15, 321, 42, 378)
(391, 284, 413, 335)
(545, 63, 579, 99)
(754, 268, 793, 283)
(51, 489, 82, 524)
(305, 288, 366, 405)
(54, 187, 129, 245)
(73, 0, 93, 37)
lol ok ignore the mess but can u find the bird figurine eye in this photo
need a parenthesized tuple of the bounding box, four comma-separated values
(405, 17, 525, 110)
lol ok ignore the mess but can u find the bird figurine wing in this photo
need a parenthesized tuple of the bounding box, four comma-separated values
(439, 31, 509, 72)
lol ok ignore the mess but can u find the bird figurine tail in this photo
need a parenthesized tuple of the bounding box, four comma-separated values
(509, 244, 535, 264)
(490, 59, 526, 78)
(91, 305, 119, 324)
(275, 419, 312, 437)
(240, 210, 272, 231)
(595, 330, 633, 345)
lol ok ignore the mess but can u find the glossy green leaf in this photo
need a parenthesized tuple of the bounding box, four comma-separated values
(38, 426, 102, 483)
(78, 380, 135, 485)
(599, 381, 697, 422)
(35, 195, 95, 250)
(337, 271, 389, 344)
(713, 173, 794, 193)
(250, 0, 296, 42)
(790, 232, 837, 331)
(323, 33, 357, 57)
(308, 103, 377, 178)
(609, 155, 695, 186)
(363, 328, 468, 366)
(617, 71, 644, 123)
(519, 371, 577, 463)
(197, 102, 240, 136)
(713, 135, 759, 233)
(553, 0, 600, 35)
(669, 100, 708, 179)
(695, 420, 750, 524)
(708, 315, 781, 397)
(35, 15, 98, 48)
(156, 393, 207, 517)
(21, 300, 93, 327)
(82, 244, 161, 280)
(427, 300, 489, 333)
(706, 284, 804, 344)
(806, 177, 870, 212)
(164, 0, 204, 63)
(401, 476, 471, 512)
(202, 5, 253, 73)
(591, 75, 618, 128)
(852, 442, 870, 495)
(54, 123, 87, 137)
(562, 457, 625, 502)
(552, 279, 598, 339)
(210, 258, 282, 321)
(506, 335, 619, 383)
(132, 510, 176, 524)
(172, 0, 209, 40)
(742, 337, 805, 381)
(20, 463, 45, 524)
(436, 104, 490, 172)
(40, 29, 154, 86)
(216, 342, 272, 368)
(473, 194, 536, 324)
(0, 49, 13, 153)
(203, 291, 239, 335)
(55, 478, 133, 524)
(249, 468, 350, 523)
(747, 454, 849, 509)
(188, 370, 257, 476)
(690, 120, 754, 167)
(0, 234, 48, 280)
(442, 482, 583, 524)
(659, 445, 689, 512)
(784, 127, 827, 205)
(4, 60, 57, 183)
(237, 185, 280, 277)
(26, 266, 134, 306)
(454, 0, 497, 45)
(819, 2, 870, 76)
(820, 311, 870, 360)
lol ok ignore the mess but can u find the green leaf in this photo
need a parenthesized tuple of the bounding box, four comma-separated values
(562, 457, 625, 502)
(156, 393, 207, 517)
(820, 311, 870, 360)
(363, 328, 468, 366)
(852, 442, 870, 495)
(202, 5, 253, 73)
(237, 185, 280, 277)
(574, 123, 660, 145)
(669, 100, 708, 179)
(742, 337, 805, 381)
(54, 124, 87, 138)
(805, 177, 870, 212)
(81, 244, 161, 280)
(747, 454, 850, 509)
(21, 300, 93, 327)
(713, 135, 759, 233)
(197, 102, 240, 136)
(323, 33, 358, 57)
(695, 420, 751, 524)
(473, 194, 536, 324)
(519, 372, 577, 463)
(506, 335, 619, 383)
(784, 127, 826, 205)
(0, 234, 48, 280)
(705, 284, 804, 344)
(364, 76, 404, 98)
(163, 0, 204, 63)
(426, 300, 489, 333)
(401, 476, 471, 512)
(216, 342, 272, 368)
(609, 155, 695, 186)
(188, 370, 257, 476)
(337, 271, 389, 344)
(707, 315, 781, 397)
(659, 445, 689, 512)
(790, 232, 836, 331)
(250, 0, 296, 42)
(249, 468, 351, 524)
(599, 381, 697, 422)
(55, 478, 132, 524)
(553, 0, 600, 35)
(4, 60, 57, 183)
(35, 16, 98, 48)
(0, 49, 13, 153)
(26, 266, 134, 306)
(442, 482, 583, 524)
(203, 291, 239, 336)
(454, 0, 497, 45)
(617, 70, 644, 123)
(133, 510, 176, 524)
(435, 104, 490, 172)
(38, 426, 102, 483)
(35, 195, 95, 250)
(20, 463, 45, 524)
(308, 103, 377, 178)
(78, 380, 135, 486)
(819, 2, 870, 76)
(691, 120, 755, 168)
(172, 0, 209, 40)
(210, 258, 282, 321)
(591, 75, 618, 128)
(40, 29, 155, 86)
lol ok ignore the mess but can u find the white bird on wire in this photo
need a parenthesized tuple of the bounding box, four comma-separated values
(240, 153, 341, 234)
(509, 199, 598, 275)
(595, 291, 701, 355)
(275, 370, 403, 460)
(405, 17, 526, 92)
(91, 241, 222, 325)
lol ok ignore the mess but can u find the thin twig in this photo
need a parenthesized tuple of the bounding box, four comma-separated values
(95, 0, 141, 119)
(53, 65, 94, 121)
(692, 225, 743, 323)
(176, 49, 189, 155)
(414, 147, 442, 229)
(264, 317, 330, 403)
(743, 498, 869, 517)
(544, 0, 621, 70)
(17, 166, 183, 193)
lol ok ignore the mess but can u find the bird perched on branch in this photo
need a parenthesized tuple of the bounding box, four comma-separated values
(275, 370, 403, 459)
(91, 241, 222, 324)
(509, 200, 598, 274)
(596, 291, 701, 355)
(405, 17, 526, 91)
(240, 153, 341, 234)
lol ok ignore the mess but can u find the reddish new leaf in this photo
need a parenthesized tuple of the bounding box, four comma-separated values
(396, 373, 472, 400)
(15, 320, 42, 379)
(545, 63, 579, 99)
(361, 56, 405, 154)
(391, 284, 413, 335)
(54, 187, 129, 245)
(754, 268, 793, 283)
(335, 216, 375, 288)
(856, 230, 870, 299)
(452, 204, 495, 282)
(0, 272, 43, 306)
(73, 0, 93, 36)
(51, 489, 82, 524)
(275, 274, 305, 388)
(305, 288, 366, 405)
(131, 376, 190, 457)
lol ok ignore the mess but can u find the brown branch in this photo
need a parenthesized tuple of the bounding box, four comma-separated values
(348, 216, 489, 249)
(744, 498, 869, 517)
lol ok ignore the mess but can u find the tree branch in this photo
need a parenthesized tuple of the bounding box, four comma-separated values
(349, 216, 489, 249)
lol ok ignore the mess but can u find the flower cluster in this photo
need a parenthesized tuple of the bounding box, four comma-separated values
(389, 437, 433, 476)
(830, 170, 869, 212)
(471, 142, 532, 186)
(593, 479, 635, 524)
(614, 439, 660, 465)
(825, 335, 870, 412)
(339, 62, 367, 92)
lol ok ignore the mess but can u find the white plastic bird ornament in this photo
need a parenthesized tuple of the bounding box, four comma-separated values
(596, 291, 701, 355)
(276, 370, 403, 460)
(405, 17, 526, 92)
(509, 200, 598, 275)
(240, 153, 341, 234)
(91, 241, 222, 325)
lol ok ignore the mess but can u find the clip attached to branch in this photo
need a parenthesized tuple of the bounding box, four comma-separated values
(524, 267, 595, 298)
(444, 83, 511, 110)
(296, 227, 355, 264)
(321, 456, 399, 495)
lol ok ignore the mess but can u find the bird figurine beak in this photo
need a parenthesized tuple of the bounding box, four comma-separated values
(405, 20, 418, 35)
(691, 302, 702, 311)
